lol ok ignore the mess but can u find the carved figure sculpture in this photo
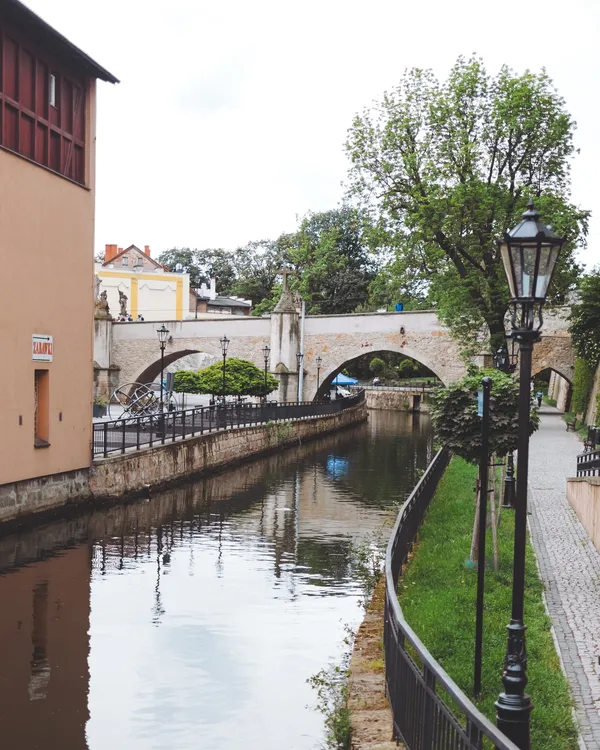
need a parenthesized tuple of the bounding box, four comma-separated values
(119, 290, 128, 317)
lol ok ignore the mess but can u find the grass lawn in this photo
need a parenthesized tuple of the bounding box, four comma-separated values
(399, 457, 578, 750)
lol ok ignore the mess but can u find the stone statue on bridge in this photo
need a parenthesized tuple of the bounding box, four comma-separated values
(274, 268, 297, 313)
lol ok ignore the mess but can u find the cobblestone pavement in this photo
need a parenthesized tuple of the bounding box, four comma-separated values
(528, 406, 600, 749)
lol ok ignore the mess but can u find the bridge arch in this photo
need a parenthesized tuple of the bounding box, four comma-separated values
(308, 342, 463, 401)
(134, 348, 217, 387)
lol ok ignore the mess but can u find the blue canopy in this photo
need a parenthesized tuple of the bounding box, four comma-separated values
(332, 372, 358, 386)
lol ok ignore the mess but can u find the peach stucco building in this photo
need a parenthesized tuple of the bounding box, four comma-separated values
(0, 2, 117, 489)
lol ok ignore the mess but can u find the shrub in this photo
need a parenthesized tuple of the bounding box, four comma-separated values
(173, 358, 279, 397)
(430, 368, 539, 463)
(369, 357, 385, 376)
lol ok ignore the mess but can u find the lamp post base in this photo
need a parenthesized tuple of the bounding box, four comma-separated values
(503, 451, 516, 509)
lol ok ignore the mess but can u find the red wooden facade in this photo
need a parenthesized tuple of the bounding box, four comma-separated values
(0, 22, 88, 185)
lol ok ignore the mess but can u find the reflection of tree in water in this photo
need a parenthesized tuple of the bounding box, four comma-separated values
(295, 538, 354, 585)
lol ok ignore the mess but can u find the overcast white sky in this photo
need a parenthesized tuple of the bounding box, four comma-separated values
(26, 0, 600, 267)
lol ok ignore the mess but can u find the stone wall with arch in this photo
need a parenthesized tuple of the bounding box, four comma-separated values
(105, 309, 576, 403)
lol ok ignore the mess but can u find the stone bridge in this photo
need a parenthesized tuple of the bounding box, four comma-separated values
(94, 304, 575, 403)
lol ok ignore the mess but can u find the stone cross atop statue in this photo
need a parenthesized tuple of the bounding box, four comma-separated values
(274, 267, 298, 313)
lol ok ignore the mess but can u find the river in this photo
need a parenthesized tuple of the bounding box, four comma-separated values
(0, 410, 433, 750)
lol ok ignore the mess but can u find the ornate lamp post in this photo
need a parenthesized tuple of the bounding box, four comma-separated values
(316, 355, 322, 399)
(220, 336, 230, 404)
(495, 200, 564, 749)
(262, 344, 270, 401)
(296, 352, 304, 403)
(156, 324, 169, 436)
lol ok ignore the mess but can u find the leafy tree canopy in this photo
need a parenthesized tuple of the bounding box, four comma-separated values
(430, 368, 539, 463)
(158, 247, 236, 294)
(286, 207, 379, 314)
(173, 358, 279, 397)
(569, 270, 600, 366)
(345, 56, 589, 353)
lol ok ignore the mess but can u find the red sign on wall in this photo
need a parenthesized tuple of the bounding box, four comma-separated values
(32, 334, 53, 362)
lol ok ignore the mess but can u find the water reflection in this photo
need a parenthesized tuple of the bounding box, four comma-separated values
(0, 411, 432, 750)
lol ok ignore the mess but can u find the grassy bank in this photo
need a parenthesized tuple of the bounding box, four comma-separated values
(399, 458, 578, 750)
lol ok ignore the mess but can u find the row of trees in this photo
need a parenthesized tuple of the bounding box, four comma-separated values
(158, 56, 589, 354)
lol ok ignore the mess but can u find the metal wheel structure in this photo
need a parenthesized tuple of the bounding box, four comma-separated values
(109, 382, 178, 420)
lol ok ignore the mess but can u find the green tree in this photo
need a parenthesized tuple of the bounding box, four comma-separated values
(173, 358, 279, 398)
(231, 239, 284, 307)
(569, 270, 600, 366)
(369, 357, 385, 376)
(346, 56, 588, 352)
(430, 368, 539, 463)
(287, 207, 378, 314)
(158, 247, 236, 294)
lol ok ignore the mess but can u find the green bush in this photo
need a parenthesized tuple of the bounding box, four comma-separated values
(369, 357, 385, 376)
(430, 368, 538, 463)
(571, 357, 594, 416)
(569, 271, 600, 366)
(173, 358, 279, 397)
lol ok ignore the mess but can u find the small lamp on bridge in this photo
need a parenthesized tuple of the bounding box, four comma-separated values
(316, 355, 323, 398)
(156, 324, 170, 434)
(220, 336, 230, 404)
(262, 344, 271, 400)
(495, 200, 564, 750)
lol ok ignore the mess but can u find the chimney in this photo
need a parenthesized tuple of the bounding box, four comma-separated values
(104, 244, 118, 263)
(144, 245, 151, 256)
(210, 277, 217, 300)
(118, 247, 123, 254)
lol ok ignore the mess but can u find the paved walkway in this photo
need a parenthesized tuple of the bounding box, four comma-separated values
(528, 406, 600, 749)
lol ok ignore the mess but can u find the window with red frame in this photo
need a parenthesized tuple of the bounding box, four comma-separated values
(0, 30, 87, 185)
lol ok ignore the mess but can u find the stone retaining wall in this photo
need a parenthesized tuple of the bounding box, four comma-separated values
(567, 477, 600, 552)
(365, 389, 430, 412)
(0, 404, 367, 527)
(90, 402, 366, 499)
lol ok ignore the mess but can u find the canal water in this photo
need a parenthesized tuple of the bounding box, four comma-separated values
(0, 410, 433, 750)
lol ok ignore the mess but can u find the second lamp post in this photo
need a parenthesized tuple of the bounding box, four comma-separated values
(262, 344, 270, 401)
(220, 336, 230, 404)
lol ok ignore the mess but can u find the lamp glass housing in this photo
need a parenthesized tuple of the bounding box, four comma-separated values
(156, 324, 170, 345)
(499, 201, 564, 303)
(220, 336, 230, 356)
(262, 345, 270, 361)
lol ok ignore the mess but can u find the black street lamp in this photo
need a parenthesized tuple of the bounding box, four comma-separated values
(316, 355, 322, 399)
(296, 352, 304, 403)
(156, 324, 169, 436)
(262, 344, 270, 400)
(495, 200, 564, 749)
(220, 336, 230, 404)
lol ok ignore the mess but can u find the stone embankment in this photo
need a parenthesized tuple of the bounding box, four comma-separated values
(364, 388, 431, 412)
(0, 402, 367, 527)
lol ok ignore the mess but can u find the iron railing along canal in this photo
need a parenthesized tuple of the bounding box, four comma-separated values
(384, 448, 519, 750)
(92, 390, 365, 458)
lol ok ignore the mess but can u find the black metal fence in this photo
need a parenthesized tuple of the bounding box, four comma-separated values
(577, 449, 600, 477)
(93, 390, 365, 458)
(384, 449, 519, 750)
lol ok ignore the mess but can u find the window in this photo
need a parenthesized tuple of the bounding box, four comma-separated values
(0, 31, 87, 184)
(49, 73, 56, 107)
(122, 257, 129, 266)
(34, 370, 50, 447)
(137, 257, 143, 266)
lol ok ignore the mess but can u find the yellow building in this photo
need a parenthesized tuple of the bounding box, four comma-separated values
(96, 244, 189, 322)
(0, 2, 117, 490)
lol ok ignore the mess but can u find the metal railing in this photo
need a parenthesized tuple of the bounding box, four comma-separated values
(384, 449, 519, 750)
(350, 383, 438, 393)
(92, 390, 365, 458)
(577, 449, 600, 477)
